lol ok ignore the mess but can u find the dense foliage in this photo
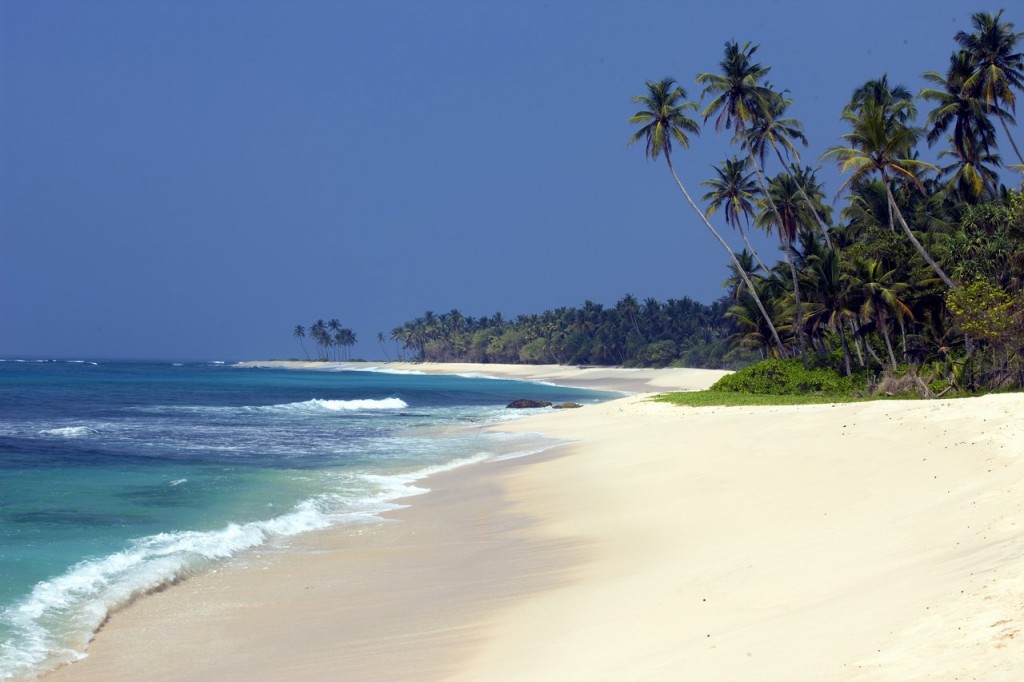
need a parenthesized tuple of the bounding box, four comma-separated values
(623, 9, 1024, 394)
(296, 10, 1024, 395)
(386, 296, 751, 368)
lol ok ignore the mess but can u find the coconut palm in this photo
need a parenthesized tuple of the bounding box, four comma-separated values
(696, 40, 774, 136)
(822, 98, 956, 289)
(846, 258, 914, 370)
(847, 74, 917, 122)
(701, 157, 768, 271)
(745, 89, 834, 249)
(628, 77, 787, 357)
(757, 172, 815, 364)
(937, 132, 1002, 202)
(293, 324, 309, 360)
(921, 50, 1000, 160)
(956, 9, 1024, 165)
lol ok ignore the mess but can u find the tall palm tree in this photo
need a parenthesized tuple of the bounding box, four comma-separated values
(847, 74, 917, 122)
(293, 324, 309, 360)
(701, 157, 768, 271)
(745, 89, 834, 249)
(757, 172, 815, 364)
(921, 50, 999, 161)
(628, 77, 787, 357)
(377, 331, 391, 361)
(696, 40, 774, 136)
(822, 98, 956, 289)
(956, 10, 1024, 165)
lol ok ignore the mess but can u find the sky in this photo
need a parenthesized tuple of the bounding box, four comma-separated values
(0, 0, 1013, 361)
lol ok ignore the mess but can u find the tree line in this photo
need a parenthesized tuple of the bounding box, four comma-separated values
(292, 10, 1024, 393)
(626, 9, 1024, 391)
(292, 319, 357, 361)
(387, 296, 744, 368)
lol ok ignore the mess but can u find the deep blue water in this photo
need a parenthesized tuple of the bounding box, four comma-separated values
(0, 360, 615, 679)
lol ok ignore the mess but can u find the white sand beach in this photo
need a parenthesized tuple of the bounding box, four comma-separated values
(45, 363, 1024, 681)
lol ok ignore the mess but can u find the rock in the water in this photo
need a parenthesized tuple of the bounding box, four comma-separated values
(553, 402, 582, 409)
(506, 399, 552, 409)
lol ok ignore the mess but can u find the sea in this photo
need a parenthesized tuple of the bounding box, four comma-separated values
(0, 359, 616, 679)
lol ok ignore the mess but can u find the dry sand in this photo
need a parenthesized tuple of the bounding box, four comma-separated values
(44, 363, 1024, 681)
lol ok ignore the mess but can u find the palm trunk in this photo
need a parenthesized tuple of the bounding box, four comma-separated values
(884, 181, 957, 290)
(782, 238, 808, 368)
(837, 319, 853, 376)
(771, 143, 833, 250)
(849, 318, 865, 367)
(745, 145, 807, 367)
(666, 156, 788, 358)
(880, 315, 898, 370)
(998, 110, 1024, 166)
(737, 224, 770, 273)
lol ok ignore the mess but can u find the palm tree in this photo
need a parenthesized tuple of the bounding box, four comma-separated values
(744, 89, 834, 249)
(377, 331, 391, 361)
(956, 10, 1024, 165)
(921, 50, 999, 161)
(293, 324, 309, 360)
(757, 172, 814, 365)
(628, 77, 787, 357)
(822, 98, 956, 289)
(847, 74, 917, 122)
(846, 258, 914, 370)
(696, 40, 774, 136)
(701, 157, 768, 271)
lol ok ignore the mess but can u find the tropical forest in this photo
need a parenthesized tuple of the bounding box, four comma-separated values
(303, 10, 1024, 396)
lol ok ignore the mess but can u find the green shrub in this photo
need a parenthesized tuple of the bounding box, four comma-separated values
(709, 358, 861, 396)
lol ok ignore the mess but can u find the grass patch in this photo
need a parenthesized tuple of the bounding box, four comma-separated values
(652, 391, 873, 407)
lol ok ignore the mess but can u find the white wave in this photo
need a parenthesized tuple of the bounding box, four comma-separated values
(0, 497, 336, 680)
(352, 366, 426, 376)
(261, 398, 409, 414)
(38, 426, 97, 439)
(169, 479, 188, 487)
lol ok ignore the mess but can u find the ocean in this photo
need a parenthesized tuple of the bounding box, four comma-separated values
(0, 360, 616, 679)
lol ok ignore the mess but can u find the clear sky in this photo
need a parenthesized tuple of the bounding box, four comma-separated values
(0, 0, 1009, 361)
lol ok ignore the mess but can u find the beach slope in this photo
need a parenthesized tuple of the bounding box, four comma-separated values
(46, 366, 1024, 681)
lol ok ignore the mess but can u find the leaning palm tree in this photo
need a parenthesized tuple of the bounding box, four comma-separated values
(628, 77, 787, 357)
(757, 172, 815, 365)
(822, 99, 956, 290)
(745, 90, 834, 249)
(293, 324, 309, 360)
(701, 157, 768, 272)
(956, 9, 1024, 165)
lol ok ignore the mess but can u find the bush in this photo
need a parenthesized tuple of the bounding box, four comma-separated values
(709, 358, 861, 396)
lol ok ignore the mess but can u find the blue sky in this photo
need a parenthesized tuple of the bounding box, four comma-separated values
(0, 0, 1011, 360)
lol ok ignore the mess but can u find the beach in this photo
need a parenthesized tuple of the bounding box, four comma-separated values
(44, 363, 1024, 680)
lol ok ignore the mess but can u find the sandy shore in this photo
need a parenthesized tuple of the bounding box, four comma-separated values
(45, 364, 1024, 680)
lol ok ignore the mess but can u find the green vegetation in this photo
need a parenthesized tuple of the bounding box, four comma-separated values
(299, 10, 1024, 398)
(292, 320, 357, 361)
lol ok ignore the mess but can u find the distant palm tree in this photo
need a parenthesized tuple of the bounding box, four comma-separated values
(293, 325, 309, 360)
(956, 9, 1024, 165)
(377, 332, 391, 361)
(628, 77, 786, 357)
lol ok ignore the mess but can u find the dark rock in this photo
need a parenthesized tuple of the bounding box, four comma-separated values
(506, 399, 552, 409)
(552, 402, 583, 409)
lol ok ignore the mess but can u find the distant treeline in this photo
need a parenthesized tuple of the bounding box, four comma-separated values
(293, 319, 357, 361)
(387, 296, 754, 369)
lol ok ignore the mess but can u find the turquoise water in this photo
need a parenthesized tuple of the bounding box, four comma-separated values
(0, 360, 615, 678)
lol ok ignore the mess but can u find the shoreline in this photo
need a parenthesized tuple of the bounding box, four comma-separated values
(44, 365, 1024, 680)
